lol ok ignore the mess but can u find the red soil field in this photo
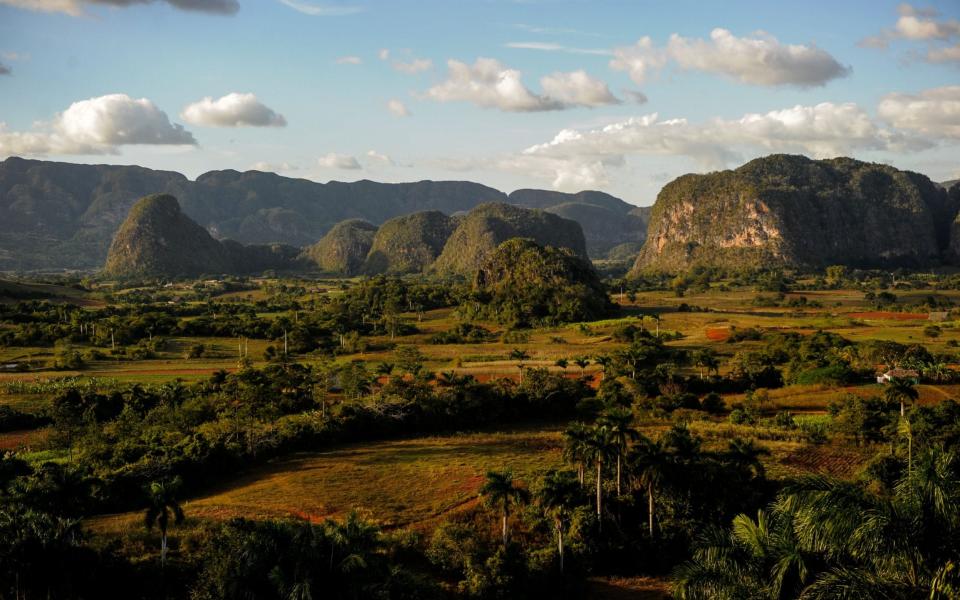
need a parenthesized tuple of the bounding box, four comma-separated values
(705, 327, 731, 341)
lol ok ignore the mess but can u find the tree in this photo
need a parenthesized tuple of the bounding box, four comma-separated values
(598, 406, 639, 495)
(536, 470, 581, 573)
(563, 422, 591, 485)
(480, 470, 529, 546)
(144, 477, 185, 567)
(884, 377, 919, 417)
(629, 436, 668, 538)
(510, 348, 530, 384)
(583, 425, 616, 524)
(692, 348, 720, 380)
(573, 356, 590, 378)
(727, 438, 770, 480)
(555, 358, 569, 370)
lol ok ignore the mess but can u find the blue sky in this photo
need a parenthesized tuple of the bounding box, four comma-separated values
(1, 0, 958, 204)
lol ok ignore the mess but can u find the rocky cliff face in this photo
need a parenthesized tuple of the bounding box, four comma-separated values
(432, 203, 588, 277)
(632, 155, 959, 273)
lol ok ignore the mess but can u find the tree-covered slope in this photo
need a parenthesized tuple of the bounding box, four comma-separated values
(363, 211, 457, 274)
(432, 203, 588, 277)
(301, 219, 378, 275)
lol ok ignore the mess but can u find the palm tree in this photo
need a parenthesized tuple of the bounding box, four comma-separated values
(884, 376, 919, 416)
(599, 406, 639, 495)
(571, 356, 589, 378)
(510, 349, 530, 384)
(144, 477, 185, 567)
(583, 425, 616, 524)
(692, 348, 720, 380)
(563, 422, 591, 485)
(536, 470, 581, 573)
(594, 355, 612, 381)
(480, 470, 529, 546)
(555, 358, 569, 370)
(727, 438, 770, 480)
(629, 435, 669, 538)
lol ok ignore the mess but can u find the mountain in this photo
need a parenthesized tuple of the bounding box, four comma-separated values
(363, 211, 457, 274)
(0, 157, 645, 270)
(433, 202, 587, 276)
(632, 155, 959, 273)
(544, 202, 647, 257)
(301, 219, 378, 275)
(470, 238, 612, 325)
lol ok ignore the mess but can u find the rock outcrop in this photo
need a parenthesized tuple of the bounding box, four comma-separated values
(301, 219, 378, 274)
(633, 155, 959, 273)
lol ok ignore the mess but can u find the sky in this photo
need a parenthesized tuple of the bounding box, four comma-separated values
(0, 0, 958, 205)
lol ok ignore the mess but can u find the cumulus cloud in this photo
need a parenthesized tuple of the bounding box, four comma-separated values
(1, 0, 239, 15)
(516, 102, 923, 189)
(250, 161, 298, 172)
(425, 58, 618, 112)
(336, 55, 362, 65)
(861, 3, 960, 48)
(539, 70, 620, 107)
(181, 93, 287, 128)
(0, 93, 195, 156)
(317, 152, 361, 169)
(276, 0, 362, 16)
(392, 57, 432, 74)
(611, 29, 849, 88)
(878, 86, 960, 138)
(365, 150, 394, 166)
(387, 99, 410, 117)
(378, 49, 390, 60)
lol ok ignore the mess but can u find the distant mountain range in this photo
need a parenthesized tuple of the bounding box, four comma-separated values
(0, 157, 646, 271)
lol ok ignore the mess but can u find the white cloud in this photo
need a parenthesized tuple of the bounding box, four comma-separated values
(862, 3, 960, 48)
(611, 29, 849, 88)
(515, 102, 928, 190)
(623, 90, 648, 104)
(539, 70, 620, 107)
(504, 41, 611, 55)
(387, 99, 410, 117)
(1, 0, 239, 15)
(317, 152, 361, 169)
(424, 58, 618, 112)
(250, 161, 298, 172)
(181, 93, 287, 128)
(878, 86, 960, 138)
(0, 93, 195, 156)
(276, 0, 362, 16)
(365, 150, 394, 165)
(336, 55, 362, 65)
(378, 48, 390, 60)
(392, 57, 432, 74)
(927, 43, 960, 63)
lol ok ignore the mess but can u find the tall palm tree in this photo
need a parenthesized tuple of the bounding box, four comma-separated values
(692, 348, 720, 380)
(536, 470, 581, 573)
(594, 355, 612, 380)
(583, 425, 616, 523)
(727, 438, 770, 480)
(884, 376, 919, 417)
(144, 477, 185, 567)
(599, 407, 639, 495)
(563, 422, 591, 485)
(629, 435, 669, 538)
(480, 470, 529, 546)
